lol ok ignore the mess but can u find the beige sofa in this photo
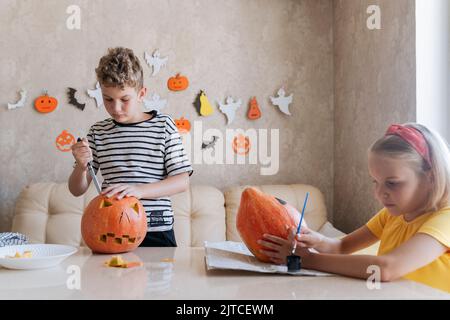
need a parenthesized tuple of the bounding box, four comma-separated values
(11, 182, 346, 247)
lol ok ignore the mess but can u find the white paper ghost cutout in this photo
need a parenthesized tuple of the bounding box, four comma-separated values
(143, 93, 167, 113)
(7, 89, 27, 110)
(270, 88, 293, 116)
(87, 82, 104, 108)
(218, 96, 242, 125)
(144, 50, 168, 76)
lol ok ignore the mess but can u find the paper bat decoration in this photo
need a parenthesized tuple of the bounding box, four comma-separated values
(218, 96, 242, 125)
(144, 49, 168, 76)
(7, 89, 27, 110)
(270, 88, 293, 116)
(202, 136, 219, 150)
(143, 93, 167, 112)
(193, 90, 214, 116)
(87, 82, 104, 108)
(67, 88, 86, 111)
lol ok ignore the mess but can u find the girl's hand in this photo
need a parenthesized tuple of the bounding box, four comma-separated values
(71, 138, 93, 171)
(102, 184, 144, 200)
(296, 226, 325, 249)
(258, 226, 298, 265)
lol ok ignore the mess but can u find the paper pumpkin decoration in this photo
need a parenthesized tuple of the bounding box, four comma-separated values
(218, 96, 242, 125)
(7, 89, 27, 110)
(144, 50, 168, 76)
(87, 82, 104, 108)
(34, 91, 58, 113)
(247, 97, 261, 120)
(193, 90, 214, 116)
(143, 93, 167, 113)
(81, 195, 147, 254)
(56, 130, 76, 152)
(175, 117, 191, 134)
(270, 88, 293, 116)
(232, 134, 250, 155)
(167, 73, 189, 91)
(67, 88, 86, 111)
(236, 187, 301, 263)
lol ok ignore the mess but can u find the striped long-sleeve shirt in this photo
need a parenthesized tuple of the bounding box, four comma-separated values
(85, 111, 193, 232)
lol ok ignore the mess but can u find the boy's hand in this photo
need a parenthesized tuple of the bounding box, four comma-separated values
(102, 184, 144, 200)
(71, 138, 93, 171)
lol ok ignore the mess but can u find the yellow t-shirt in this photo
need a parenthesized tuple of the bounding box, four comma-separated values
(366, 206, 450, 293)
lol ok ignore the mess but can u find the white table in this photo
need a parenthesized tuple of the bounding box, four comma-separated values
(0, 247, 448, 299)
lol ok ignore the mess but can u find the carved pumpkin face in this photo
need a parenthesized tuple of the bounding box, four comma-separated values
(174, 117, 191, 133)
(55, 130, 75, 152)
(247, 97, 261, 120)
(35, 93, 58, 113)
(232, 134, 251, 155)
(167, 74, 189, 91)
(236, 188, 302, 263)
(81, 195, 147, 254)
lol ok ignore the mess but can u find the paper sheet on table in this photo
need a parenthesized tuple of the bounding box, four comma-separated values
(204, 241, 332, 276)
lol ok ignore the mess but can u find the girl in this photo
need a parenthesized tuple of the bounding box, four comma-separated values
(259, 123, 450, 293)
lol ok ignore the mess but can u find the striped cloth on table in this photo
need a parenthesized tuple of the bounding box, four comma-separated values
(0, 232, 29, 247)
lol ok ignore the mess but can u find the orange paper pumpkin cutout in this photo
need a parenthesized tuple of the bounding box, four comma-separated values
(175, 117, 191, 133)
(247, 97, 261, 120)
(167, 73, 189, 91)
(56, 130, 76, 152)
(35, 92, 58, 113)
(232, 134, 251, 155)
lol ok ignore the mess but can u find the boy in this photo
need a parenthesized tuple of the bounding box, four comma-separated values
(69, 47, 192, 247)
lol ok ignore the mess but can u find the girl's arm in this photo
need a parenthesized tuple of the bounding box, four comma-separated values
(102, 172, 190, 199)
(262, 232, 447, 282)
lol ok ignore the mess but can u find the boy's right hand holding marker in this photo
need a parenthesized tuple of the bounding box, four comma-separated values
(71, 138, 93, 171)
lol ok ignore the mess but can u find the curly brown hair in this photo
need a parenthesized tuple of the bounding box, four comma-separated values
(95, 47, 144, 90)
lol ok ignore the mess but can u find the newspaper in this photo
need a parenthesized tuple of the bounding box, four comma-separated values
(204, 241, 332, 276)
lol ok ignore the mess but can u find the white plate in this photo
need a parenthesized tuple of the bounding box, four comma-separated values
(0, 244, 78, 270)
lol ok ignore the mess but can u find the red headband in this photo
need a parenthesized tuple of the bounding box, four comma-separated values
(385, 124, 431, 167)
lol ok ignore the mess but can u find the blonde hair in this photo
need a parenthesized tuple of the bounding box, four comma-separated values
(370, 123, 450, 212)
(95, 47, 143, 90)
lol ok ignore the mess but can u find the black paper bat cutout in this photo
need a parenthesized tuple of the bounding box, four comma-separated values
(68, 87, 86, 111)
(201, 136, 219, 150)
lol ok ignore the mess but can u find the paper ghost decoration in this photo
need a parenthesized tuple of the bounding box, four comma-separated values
(143, 93, 167, 113)
(144, 50, 168, 76)
(87, 82, 104, 108)
(270, 88, 293, 116)
(218, 96, 242, 125)
(202, 136, 219, 150)
(7, 89, 27, 110)
(67, 88, 86, 111)
(193, 90, 214, 117)
(247, 97, 262, 120)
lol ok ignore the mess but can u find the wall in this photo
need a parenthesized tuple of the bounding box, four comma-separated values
(0, 0, 334, 231)
(333, 0, 416, 232)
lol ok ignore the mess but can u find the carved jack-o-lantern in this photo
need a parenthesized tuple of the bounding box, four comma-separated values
(232, 134, 251, 155)
(174, 117, 191, 133)
(56, 130, 76, 152)
(81, 195, 147, 254)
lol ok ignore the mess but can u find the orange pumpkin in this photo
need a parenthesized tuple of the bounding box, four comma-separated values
(236, 188, 301, 263)
(35, 92, 58, 113)
(232, 134, 250, 155)
(81, 195, 147, 254)
(247, 97, 261, 120)
(55, 130, 75, 152)
(167, 73, 189, 91)
(175, 117, 191, 133)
